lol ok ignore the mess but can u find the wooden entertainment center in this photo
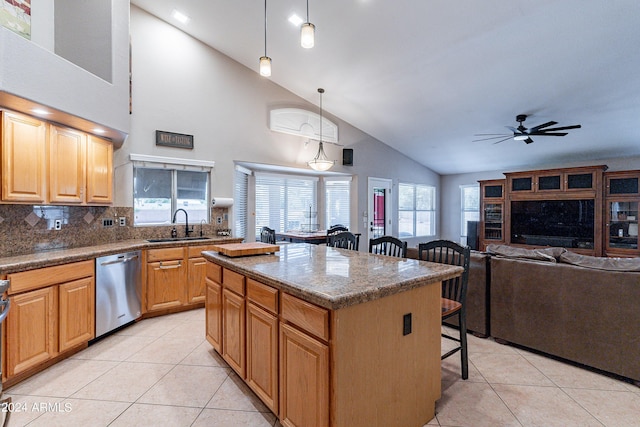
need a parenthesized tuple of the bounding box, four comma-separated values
(479, 165, 640, 257)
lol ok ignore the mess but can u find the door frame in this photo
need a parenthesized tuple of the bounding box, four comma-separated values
(367, 177, 393, 242)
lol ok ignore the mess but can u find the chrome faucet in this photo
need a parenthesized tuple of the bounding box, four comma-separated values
(172, 209, 191, 238)
(200, 219, 206, 237)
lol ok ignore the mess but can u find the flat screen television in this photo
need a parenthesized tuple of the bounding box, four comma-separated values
(510, 199, 595, 249)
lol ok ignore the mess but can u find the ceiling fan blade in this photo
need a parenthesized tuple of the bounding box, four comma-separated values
(537, 125, 582, 132)
(505, 126, 518, 133)
(529, 121, 557, 132)
(473, 135, 511, 142)
(524, 137, 534, 144)
(530, 132, 568, 136)
(492, 136, 514, 145)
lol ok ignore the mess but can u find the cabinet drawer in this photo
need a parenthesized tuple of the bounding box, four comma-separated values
(188, 245, 215, 258)
(206, 262, 222, 283)
(223, 268, 245, 296)
(247, 278, 278, 314)
(281, 293, 329, 341)
(147, 247, 185, 262)
(8, 260, 94, 295)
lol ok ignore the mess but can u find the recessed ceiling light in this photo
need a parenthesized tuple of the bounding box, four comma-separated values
(31, 108, 51, 115)
(288, 14, 304, 27)
(171, 9, 190, 24)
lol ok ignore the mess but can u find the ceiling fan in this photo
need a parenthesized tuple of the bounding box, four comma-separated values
(474, 114, 581, 144)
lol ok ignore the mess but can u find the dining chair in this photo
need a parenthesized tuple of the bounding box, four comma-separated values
(418, 239, 470, 379)
(368, 235, 407, 258)
(328, 231, 360, 251)
(326, 224, 349, 244)
(260, 226, 276, 244)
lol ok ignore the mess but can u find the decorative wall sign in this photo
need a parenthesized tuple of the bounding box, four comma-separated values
(155, 130, 194, 149)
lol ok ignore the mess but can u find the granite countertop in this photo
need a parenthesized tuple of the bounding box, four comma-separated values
(0, 236, 242, 275)
(203, 243, 463, 310)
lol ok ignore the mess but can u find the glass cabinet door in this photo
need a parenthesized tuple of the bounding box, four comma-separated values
(608, 201, 639, 250)
(484, 203, 503, 241)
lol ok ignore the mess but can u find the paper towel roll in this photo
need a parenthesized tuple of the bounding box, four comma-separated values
(212, 197, 234, 208)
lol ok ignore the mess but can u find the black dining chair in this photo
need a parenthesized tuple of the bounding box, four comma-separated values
(418, 239, 470, 380)
(326, 224, 349, 244)
(260, 226, 276, 244)
(328, 231, 360, 251)
(368, 236, 407, 258)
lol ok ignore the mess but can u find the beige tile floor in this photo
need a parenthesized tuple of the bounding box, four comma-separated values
(5, 309, 640, 426)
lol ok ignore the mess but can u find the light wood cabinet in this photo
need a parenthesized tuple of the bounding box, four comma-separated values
(246, 279, 279, 413)
(1, 110, 47, 202)
(146, 248, 187, 312)
(222, 288, 245, 377)
(58, 276, 95, 352)
(279, 322, 329, 427)
(187, 245, 214, 304)
(4, 260, 95, 381)
(49, 125, 86, 204)
(205, 278, 223, 352)
(85, 135, 113, 204)
(5, 286, 58, 377)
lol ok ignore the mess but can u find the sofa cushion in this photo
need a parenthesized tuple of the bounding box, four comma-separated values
(486, 244, 565, 262)
(559, 251, 640, 272)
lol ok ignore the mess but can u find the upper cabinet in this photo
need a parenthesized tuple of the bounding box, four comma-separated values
(1, 111, 47, 203)
(506, 166, 604, 196)
(1, 110, 113, 205)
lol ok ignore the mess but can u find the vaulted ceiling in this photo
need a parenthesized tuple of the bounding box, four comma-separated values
(131, 0, 640, 175)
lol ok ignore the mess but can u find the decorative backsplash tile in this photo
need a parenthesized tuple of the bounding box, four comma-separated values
(0, 205, 231, 257)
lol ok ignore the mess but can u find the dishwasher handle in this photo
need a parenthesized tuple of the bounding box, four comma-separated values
(100, 254, 140, 267)
(0, 298, 11, 324)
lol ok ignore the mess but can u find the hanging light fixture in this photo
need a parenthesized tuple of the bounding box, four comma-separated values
(300, 0, 315, 49)
(259, 0, 272, 76)
(308, 88, 334, 171)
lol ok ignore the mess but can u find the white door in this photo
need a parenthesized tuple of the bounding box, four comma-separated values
(368, 178, 393, 240)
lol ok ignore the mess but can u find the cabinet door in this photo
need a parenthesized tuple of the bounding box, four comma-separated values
(246, 303, 278, 413)
(59, 277, 95, 352)
(146, 260, 186, 312)
(205, 278, 222, 352)
(6, 286, 58, 377)
(279, 323, 329, 427)
(606, 200, 639, 253)
(49, 125, 86, 204)
(1, 111, 47, 202)
(187, 257, 207, 304)
(222, 288, 245, 377)
(85, 135, 113, 204)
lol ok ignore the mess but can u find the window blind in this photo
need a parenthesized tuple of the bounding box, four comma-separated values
(325, 178, 351, 229)
(234, 167, 249, 239)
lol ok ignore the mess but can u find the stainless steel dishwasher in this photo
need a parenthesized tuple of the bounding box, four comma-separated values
(95, 250, 142, 338)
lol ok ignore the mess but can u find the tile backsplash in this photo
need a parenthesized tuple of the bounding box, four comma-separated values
(0, 205, 231, 257)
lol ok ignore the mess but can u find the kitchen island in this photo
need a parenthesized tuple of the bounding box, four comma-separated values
(203, 243, 463, 427)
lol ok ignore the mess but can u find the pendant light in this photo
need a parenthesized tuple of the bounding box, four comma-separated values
(308, 88, 334, 171)
(300, 0, 315, 49)
(259, 0, 271, 76)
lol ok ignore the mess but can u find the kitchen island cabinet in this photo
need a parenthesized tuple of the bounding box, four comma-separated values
(203, 243, 462, 427)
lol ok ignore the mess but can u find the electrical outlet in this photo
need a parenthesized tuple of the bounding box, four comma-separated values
(119, 217, 126, 226)
(102, 218, 114, 227)
(217, 217, 222, 224)
(54, 219, 62, 230)
(403, 313, 412, 336)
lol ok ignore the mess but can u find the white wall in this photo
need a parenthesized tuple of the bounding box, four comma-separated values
(118, 6, 440, 248)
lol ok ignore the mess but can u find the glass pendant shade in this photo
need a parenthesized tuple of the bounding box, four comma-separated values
(301, 22, 315, 48)
(259, 56, 272, 77)
(308, 142, 334, 171)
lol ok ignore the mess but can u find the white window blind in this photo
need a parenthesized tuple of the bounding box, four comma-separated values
(398, 183, 436, 237)
(460, 184, 480, 243)
(234, 167, 250, 239)
(255, 173, 318, 235)
(325, 178, 351, 229)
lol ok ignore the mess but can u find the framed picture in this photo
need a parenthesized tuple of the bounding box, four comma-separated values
(0, 0, 31, 40)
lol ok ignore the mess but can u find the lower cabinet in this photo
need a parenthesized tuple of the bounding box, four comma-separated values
(279, 323, 329, 427)
(246, 302, 279, 413)
(5, 260, 95, 381)
(205, 261, 330, 427)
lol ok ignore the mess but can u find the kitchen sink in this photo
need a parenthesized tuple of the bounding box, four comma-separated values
(146, 236, 212, 243)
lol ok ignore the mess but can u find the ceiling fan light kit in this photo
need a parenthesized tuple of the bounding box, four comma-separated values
(474, 114, 582, 145)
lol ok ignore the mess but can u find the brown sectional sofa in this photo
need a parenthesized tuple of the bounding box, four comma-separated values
(407, 248, 490, 337)
(488, 245, 640, 383)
